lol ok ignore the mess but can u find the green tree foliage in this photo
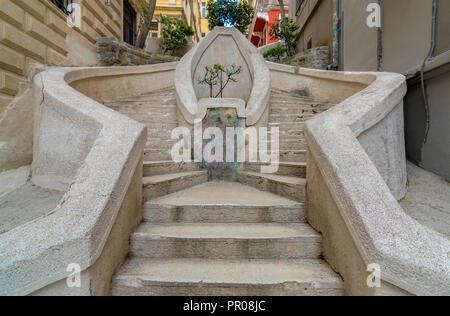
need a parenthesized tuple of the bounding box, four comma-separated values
(159, 15, 195, 55)
(136, 0, 156, 49)
(198, 64, 242, 98)
(263, 45, 288, 62)
(206, 0, 254, 35)
(269, 19, 301, 56)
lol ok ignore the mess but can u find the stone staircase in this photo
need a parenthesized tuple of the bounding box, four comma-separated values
(104, 88, 342, 296)
(104, 88, 209, 202)
(237, 89, 334, 202)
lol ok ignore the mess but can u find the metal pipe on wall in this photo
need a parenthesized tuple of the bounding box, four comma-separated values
(420, 0, 438, 145)
(328, 0, 340, 69)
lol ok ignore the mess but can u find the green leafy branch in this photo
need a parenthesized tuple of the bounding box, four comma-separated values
(159, 15, 195, 56)
(269, 19, 301, 56)
(198, 64, 243, 98)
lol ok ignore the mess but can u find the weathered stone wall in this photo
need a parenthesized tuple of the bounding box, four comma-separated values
(0, 0, 124, 116)
(282, 46, 330, 70)
(96, 37, 179, 66)
(0, 66, 148, 296)
(306, 153, 412, 296)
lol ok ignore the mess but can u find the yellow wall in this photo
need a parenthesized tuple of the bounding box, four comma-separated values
(189, 0, 202, 41)
(146, 0, 183, 38)
(200, 16, 208, 35)
(197, 1, 209, 37)
(155, 0, 183, 17)
(0, 0, 124, 115)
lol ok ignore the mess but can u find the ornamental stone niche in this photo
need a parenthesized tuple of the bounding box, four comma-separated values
(174, 27, 271, 127)
(173, 27, 272, 179)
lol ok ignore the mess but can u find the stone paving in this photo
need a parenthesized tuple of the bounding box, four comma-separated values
(401, 161, 450, 238)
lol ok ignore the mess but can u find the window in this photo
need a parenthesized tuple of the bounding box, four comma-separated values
(150, 22, 159, 32)
(149, 22, 159, 38)
(296, 0, 305, 16)
(123, 0, 137, 45)
(49, 0, 74, 16)
(201, 2, 207, 18)
(307, 37, 312, 50)
(433, 0, 450, 57)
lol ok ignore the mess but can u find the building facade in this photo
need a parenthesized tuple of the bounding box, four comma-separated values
(266, 7, 288, 44)
(0, 0, 152, 116)
(287, 0, 450, 181)
(248, 0, 289, 47)
(0, 0, 216, 116)
(144, 0, 208, 51)
(199, 1, 208, 37)
(147, 0, 183, 39)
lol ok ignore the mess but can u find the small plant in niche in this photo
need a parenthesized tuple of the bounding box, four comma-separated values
(198, 64, 242, 98)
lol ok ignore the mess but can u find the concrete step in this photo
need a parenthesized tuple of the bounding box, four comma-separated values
(279, 150, 307, 162)
(236, 171, 306, 202)
(144, 203, 306, 224)
(141, 146, 311, 163)
(269, 127, 304, 136)
(128, 107, 177, 114)
(147, 129, 173, 139)
(143, 122, 178, 130)
(143, 161, 201, 177)
(143, 181, 305, 223)
(268, 114, 306, 123)
(104, 99, 176, 107)
(106, 105, 177, 114)
(112, 114, 176, 125)
(270, 93, 312, 102)
(270, 101, 308, 107)
(144, 148, 173, 161)
(143, 171, 209, 201)
(268, 123, 306, 138)
(130, 223, 322, 259)
(278, 130, 305, 137)
(145, 138, 177, 149)
(140, 91, 176, 98)
(135, 115, 178, 124)
(270, 101, 331, 108)
(112, 258, 344, 296)
(261, 139, 306, 150)
(270, 105, 331, 115)
(269, 122, 305, 129)
(243, 162, 306, 177)
(280, 141, 306, 151)
(139, 92, 176, 98)
(108, 94, 176, 102)
(103, 88, 176, 104)
(258, 150, 306, 162)
(270, 112, 326, 122)
(270, 113, 320, 122)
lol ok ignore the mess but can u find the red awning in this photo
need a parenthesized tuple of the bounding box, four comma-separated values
(250, 35, 261, 46)
(253, 17, 266, 33)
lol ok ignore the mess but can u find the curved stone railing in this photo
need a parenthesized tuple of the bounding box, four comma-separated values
(0, 63, 177, 296)
(268, 62, 450, 296)
(174, 27, 271, 126)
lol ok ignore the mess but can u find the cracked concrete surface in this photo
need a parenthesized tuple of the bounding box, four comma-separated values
(154, 181, 298, 206)
(401, 161, 450, 238)
(0, 182, 64, 234)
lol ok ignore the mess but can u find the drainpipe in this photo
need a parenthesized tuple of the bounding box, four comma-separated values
(377, 0, 384, 71)
(420, 0, 437, 145)
(327, 0, 340, 70)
